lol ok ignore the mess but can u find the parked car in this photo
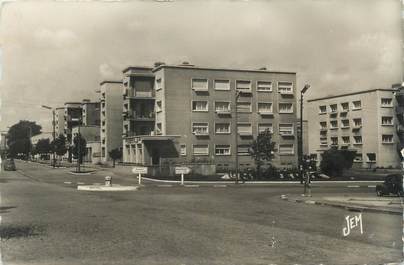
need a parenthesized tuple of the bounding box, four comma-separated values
(376, 174, 403, 196)
(3, 158, 16, 171)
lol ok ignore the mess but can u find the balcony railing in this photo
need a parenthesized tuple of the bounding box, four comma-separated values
(127, 90, 155, 98)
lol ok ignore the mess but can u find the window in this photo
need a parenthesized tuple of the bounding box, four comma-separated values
(320, 121, 327, 130)
(279, 144, 294, 155)
(215, 123, 231, 134)
(319, 105, 327, 114)
(215, 145, 231, 156)
(381, 98, 393, 107)
(180, 144, 186, 156)
(354, 153, 363, 162)
(381, 116, 393, 126)
(192, 101, 208, 112)
(192, 122, 209, 135)
(330, 104, 338, 113)
(192, 78, 208, 91)
(237, 145, 250, 156)
(320, 130, 327, 136)
(341, 119, 350, 128)
(278, 82, 293, 94)
(342, 136, 350, 144)
(258, 123, 273, 133)
(320, 137, 328, 146)
(236, 101, 252, 112)
(352, 100, 362, 110)
(353, 118, 362, 127)
(156, 101, 162, 112)
(279, 124, 294, 136)
(257, 102, 273, 114)
(382, 134, 393, 144)
(193, 144, 209, 155)
(214, 80, 230, 90)
(156, 123, 162, 135)
(353, 136, 362, 145)
(215, 101, 231, 113)
(330, 120, 338, 129)
(257, 81, 272, 92)
(237, 123, 252, 136)
(331, 137, 338, 145)
(236, 80, 252, 93)
(341, 102, 349, 111)
(279, 103, 293, 113)
(155, 78, 162, 90)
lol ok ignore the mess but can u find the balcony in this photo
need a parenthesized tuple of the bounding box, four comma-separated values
(127, 90, 155, 99)
(238, 130, 253, 136)
(126, 111, 155, 121)
(216, 109, 231, 115)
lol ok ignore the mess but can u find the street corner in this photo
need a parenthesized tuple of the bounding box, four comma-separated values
(77, 184, 139, 191)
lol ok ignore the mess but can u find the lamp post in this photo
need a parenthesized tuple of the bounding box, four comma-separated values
(234, 90, 241, 184)
(300, 84, 310, 195)
(41, 105, 56, 168)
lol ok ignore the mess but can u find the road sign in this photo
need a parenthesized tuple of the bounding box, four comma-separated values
(175, 166, 191, 175)
(132, 166, 148, 174)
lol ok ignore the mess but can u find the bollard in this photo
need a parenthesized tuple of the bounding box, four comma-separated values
(105, 176, 112, 186)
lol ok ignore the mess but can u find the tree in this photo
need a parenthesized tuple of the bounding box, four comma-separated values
(36, 138, 52, 159)
(320, 147, 356, 177)
(52, 134, 68, 162)
(7, 120, 41, 159)
(109, 148, 122, 167)
(72, 134, 87, 164)
(248, 129, 276, 179)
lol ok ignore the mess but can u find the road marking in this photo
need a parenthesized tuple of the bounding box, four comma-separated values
(77, 182, 85, 185)
(213, 185, 227, 188)
(184, 185, 199, 188)
(367, 185, 376, 188)
(347, 185, 360, 188)
(157, 184, 173, 187)
(63, 181, 72, 184)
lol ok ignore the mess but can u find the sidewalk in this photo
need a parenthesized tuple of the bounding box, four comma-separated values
(282, 193, 402, 215)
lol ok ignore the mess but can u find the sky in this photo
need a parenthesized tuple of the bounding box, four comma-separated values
(0, 0, 401, 133)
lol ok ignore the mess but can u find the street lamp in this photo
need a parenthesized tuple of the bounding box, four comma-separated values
(234, 90, 241, 184)
(41, 105, 56, 168)
(300, 84, 310, 195)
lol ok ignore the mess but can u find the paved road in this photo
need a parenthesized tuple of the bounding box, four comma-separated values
(0, 161, 401, 265)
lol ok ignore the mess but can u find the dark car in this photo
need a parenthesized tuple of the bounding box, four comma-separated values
(3, 158, 16, 171)
(376, 174, 403, 197)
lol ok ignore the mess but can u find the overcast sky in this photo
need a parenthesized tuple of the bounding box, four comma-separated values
(0, 0, 401, 133)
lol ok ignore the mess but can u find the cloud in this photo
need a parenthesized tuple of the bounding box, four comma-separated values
(33, 28, 78, 48)
(98, 63, 116, 79)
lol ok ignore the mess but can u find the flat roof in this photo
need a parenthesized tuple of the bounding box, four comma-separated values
(152, 64, 296, 75)
(307, 88, 396, 102)
(99, 80, 122, 86)
(122, 66, 153, 74)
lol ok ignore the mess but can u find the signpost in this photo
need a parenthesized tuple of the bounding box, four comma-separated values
(175, 166, 191, 185)
(132, 166, 148, 185)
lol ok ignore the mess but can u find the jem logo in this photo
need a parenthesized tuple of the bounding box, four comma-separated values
(342, 213, 363, 237)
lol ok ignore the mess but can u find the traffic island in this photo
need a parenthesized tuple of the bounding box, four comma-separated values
(77, 184, 139, 191)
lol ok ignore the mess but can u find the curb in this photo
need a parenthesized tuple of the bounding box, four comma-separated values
(77, 185, 139, 191)
(282, 196, 402, 215)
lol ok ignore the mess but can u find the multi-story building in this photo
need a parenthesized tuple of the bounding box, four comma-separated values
(307, 88, 399, 168)
(63, 102, 82, 161)
(100, 80, 123, 162)
(394, 84, 404, 160)
(55, 107, 65, 137)
(81, 99, 100, 126)
(122, 64, 298, 173)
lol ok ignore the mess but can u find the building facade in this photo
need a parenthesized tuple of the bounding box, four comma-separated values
(307, 88, 399, 168)
(81, 99, 100, 126)
(122, 64, 298, 172)
(55, 107, 65, 137)
(100, 80, 123, 162)
(72, 125, 101, 164)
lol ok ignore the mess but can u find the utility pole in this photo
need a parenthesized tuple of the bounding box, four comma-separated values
(300, 84, 310, 195)
(234, 90, 240, 184)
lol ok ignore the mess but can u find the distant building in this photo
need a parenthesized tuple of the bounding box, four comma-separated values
(100, 80, 123, 162)
(121, 64, 298, 174)
(307, 88, 399, 168)
(55, 107, 65, 137)
(81, 99, 100, 126)
(31, 132, 53, 145)
(394, 83, 404, 161)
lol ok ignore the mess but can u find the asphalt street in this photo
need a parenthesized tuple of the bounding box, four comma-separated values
(0, 161, 402, 265)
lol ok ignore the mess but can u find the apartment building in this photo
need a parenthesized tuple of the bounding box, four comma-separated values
(307, 88, 399, 168)
(81, 99, 100, 126)
(55, 107, 65, 137)
(122, 64, 298, 172)
(100, 80, 123, 162)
